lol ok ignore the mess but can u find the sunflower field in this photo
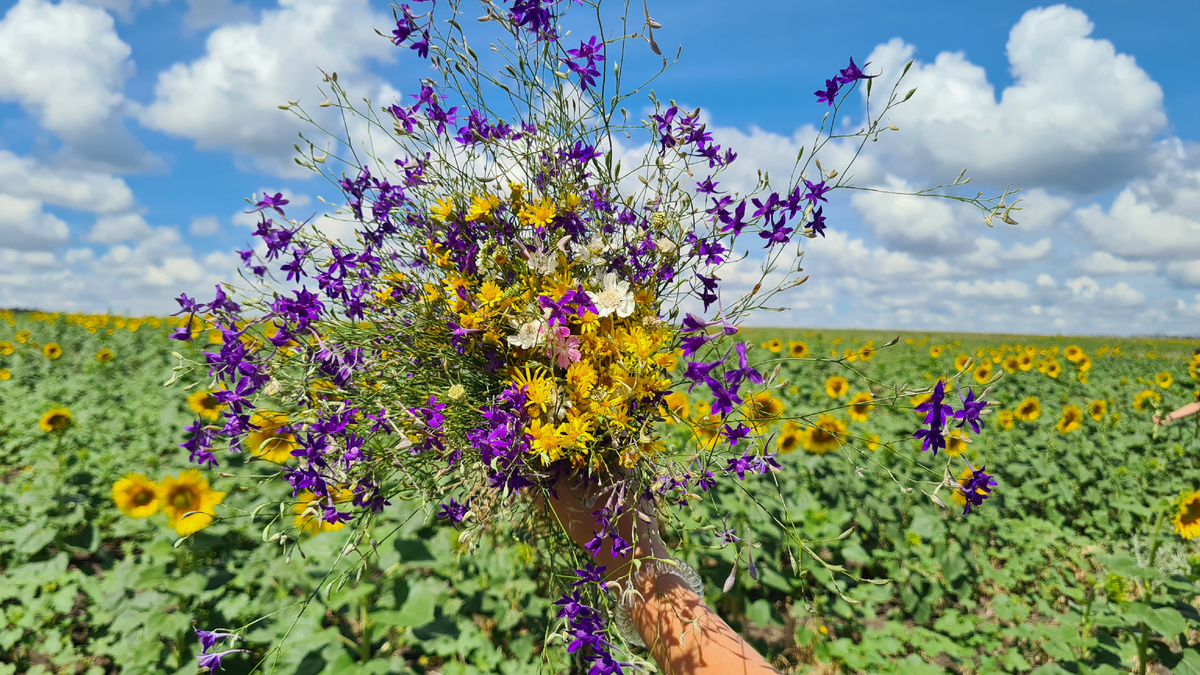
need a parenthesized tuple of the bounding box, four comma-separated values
(5, 309, 1200, 674)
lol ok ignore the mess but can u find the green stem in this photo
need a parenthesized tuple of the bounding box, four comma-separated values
(1137, 510, 1167, 675)
(1137, 621, 1150, 675)
(359, 596, 372, 662)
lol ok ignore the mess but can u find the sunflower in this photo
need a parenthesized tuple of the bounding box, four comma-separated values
(865, 434, 881, 451)
(745, 391, 784, 430)
(949, 467, 974, 508)
(788, 341, 809, 358)
(944, 429, 969, 457)
(997, 410, 1014, 430)
(96, 348, 115, 363)
(847, 392, 873, 422)
(245, 411, 298, 463)
(42, 343, 62, 360)
(293, 486, 355, 535)
(1174, 491, 1200, 540)
(1078, 371, 1088, 385)
(1088, 399, 1107, 421)
(954, 354, 971, 371)
(0, 341, 12, 355)
(1014, 397, 1041, 422)
(929, 345, 944, 358)
(858, 345, 875, 362)
(1045, 361, 1061, 379)
(825, 376, 849, 399)
(1017, 354, 1034, 371)
(15, 330, 30, 343)
(112, 473, 160, 518)
(766, 338, 783, 354)
(187, 390, 225, 422)
(158, 469, 225, 536)
(1064, 345, 1084, 362)
(777, 427, 803, 454)
(974, 362, 993, 385)
(801, 414, 845, 455)
(1132, 389, 1162, 412)
(39, 408, 71, 432)
(1156, 371, 1173, 389)
(1002, 356, 1020, 374)
(1056, 405, 1083, 434)
(662, 392, 690, 420)
(1077, 356, 1092, 372)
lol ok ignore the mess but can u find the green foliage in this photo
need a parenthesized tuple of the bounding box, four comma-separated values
(4, 314, 1200, 673)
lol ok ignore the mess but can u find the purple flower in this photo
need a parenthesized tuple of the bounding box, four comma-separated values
(913, 380, 953, 456)
(253, 192, 289, 215)
(815, 77, 840, 106)
(837, 57, 877, 84)
(953, 385, 988, 434)
(195, 629, 237, 654)
(572, 562, 607, 587)
(959, 466, 998, 515)
(436, 498, 469, 525)
(803, 179, 830, 204)
(197, 649, 249, 671)
(808, 206, 827, 237)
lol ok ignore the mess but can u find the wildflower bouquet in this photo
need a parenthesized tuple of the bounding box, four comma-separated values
(168, 0, 1016, 670)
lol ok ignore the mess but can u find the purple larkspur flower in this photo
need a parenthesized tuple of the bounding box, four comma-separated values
(197, 649, 248, 671)
(953, 385, 988, 434)
(436, 498, 469, 524)
(959, 466, 998, 515)
(253, 192, 289, 215)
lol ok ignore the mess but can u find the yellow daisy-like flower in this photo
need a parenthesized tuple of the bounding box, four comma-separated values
(825, 375, 850, 399)
(802, 414, 845, 455)
(766, 338, 783, 354)
(0, 341, 13, 355)
(1156, 371, 1173, 389)
(96, 348, 115, 363)
(0, 368, 10, 381)
(929, 345, 944, 358)
(788, 341, 809, 358)
(745, 391, 784, 430)
(39, 408, 71, 432)
(1064, 345, 1084, 362)
(1056, 404, 1083, 434)
(42, 343, 62, 359)
(974, 362, 993, 385)
(16, 330, 30, 343)
(997, 410, 1014, 430)
(430, 196, 456, 221)
(847, 392, 873, 422)
(777, 428, 803, 454)
(293, 487, 355, 535)
(1133, 389, 1162, 412)
(519, 196, 556, 227)
(112, 473, 160, 518)
(466, 193, 502, 221)
(1014, 397, 1041, 422)
(187, 390, 225, 422)
(245, 411, 297, 463)
(158, 470, 225, 536)
(944, 429, 969, 457)
(1088, 399, 1107, 421)
(1002, 356, 1020, 373)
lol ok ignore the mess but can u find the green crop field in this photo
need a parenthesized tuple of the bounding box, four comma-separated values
(4, 309, 1200, 675)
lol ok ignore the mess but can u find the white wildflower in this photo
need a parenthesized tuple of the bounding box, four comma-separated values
(592, 272, 636, 318)
(655, 237, 678, 256)
(506, 319, 547, 349)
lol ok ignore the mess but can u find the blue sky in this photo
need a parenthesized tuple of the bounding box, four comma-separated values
(1, 0, 1198, 336)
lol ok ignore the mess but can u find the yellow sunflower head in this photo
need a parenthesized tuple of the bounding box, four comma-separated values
(187, 390, 225, 422)
(112, 473, 159, 518)
(997, 410, 1014, 430)
(245, 411, 297, 463)
(0, 341, 13, 355)
(293, 487, 355, 535)
(96, 348, 115, 363)
(1156, 371, 1174, 389)
(929, 345, 944, 358)
(1088, 399, 1107, 421)
(1056, 404, 1083, 435)
(39, 408, 71, 433)
(847, 392, 874, 422)
(157, 469, 225, 536)
(1045, 361, 1061, 379)
(1064, 345, 1084, 362)
(1132, 389, 1162, 412)
(865, 434, 881, 451)
(1002, 356, 1020, 373)
(15, 330, 30, 343)
(1014, 397, 1041, 422)
(944, 429, 969, 457)
(788, 341, 809, 358)
(801, 414, 845, 455)
(954, 354, 971, 371)
(974, 363, 993, 385)
(42, 343, 62, 360)
(825, 376, 850, 399)
(662, 392, 690, 420)
(1017, 354, 1034, 371)
(777, 429, 803, 454)
(1173, 491, 1200, 540)
(765, 338, 783, 354)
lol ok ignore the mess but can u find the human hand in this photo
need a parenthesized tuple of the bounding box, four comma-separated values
(547, 474, 670, 583)
(1153, 414, 1169, 426)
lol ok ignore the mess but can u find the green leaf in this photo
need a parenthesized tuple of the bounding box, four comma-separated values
(1125, 603, 1186, 639)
